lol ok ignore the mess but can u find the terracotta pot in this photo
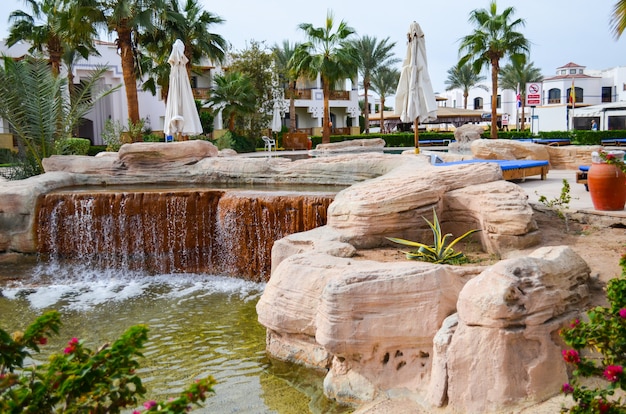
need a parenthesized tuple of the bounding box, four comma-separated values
(587, 162, 626, 211)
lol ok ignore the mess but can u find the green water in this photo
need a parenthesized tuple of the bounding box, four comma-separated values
(0, 262, 352, 414)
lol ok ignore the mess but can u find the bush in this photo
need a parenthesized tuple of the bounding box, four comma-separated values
(88, 145, 108, 156)
(55, 137, 91, 155)
(215, 131, 235, 150)
(0, 311, 216, 413)
(143, 133, 164, 143)
(560, 254, 626, 413)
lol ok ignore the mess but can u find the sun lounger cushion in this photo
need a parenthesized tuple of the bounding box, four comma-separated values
(435, 159, 549, 180)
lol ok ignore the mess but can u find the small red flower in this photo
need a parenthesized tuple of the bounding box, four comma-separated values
(603, 365, 623, 382)
(597, 399, 612, 413)
(562, 349, 580, 364)
(570, 319, 580, 328)
(143, 400, 157, 409)
(619, 308, 626, 319)
(37, 337, 47, 345)
(561, 383, 574, 394)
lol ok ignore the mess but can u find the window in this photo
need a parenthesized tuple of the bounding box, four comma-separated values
(496, 94, 501, 109)
(190, 76, 198, 89)
(602, 87, 612, 103)
(567, 87, 583, 103)
(569, 69, 577, 74)
(548, 88, 561, 104)
(474, 97, 483, 110)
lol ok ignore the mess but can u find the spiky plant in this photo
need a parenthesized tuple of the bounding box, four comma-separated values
(0, 57, 117, 177)
(387, 208, 481, 264)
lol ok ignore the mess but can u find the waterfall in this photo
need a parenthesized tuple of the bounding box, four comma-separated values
(36, 188, 335, 282)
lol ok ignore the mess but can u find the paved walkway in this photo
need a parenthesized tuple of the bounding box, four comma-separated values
(515, 169, 626, 221)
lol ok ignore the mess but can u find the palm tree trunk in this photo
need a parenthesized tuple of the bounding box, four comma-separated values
(521, 97, 526, 131)
(289, 81, 296, 132)
(322, 79, 331, 144)
(490, 60, 499, 139)
(363, 78, 370, 134)
(463, 91, 468, 109)
(117, 27, 141, 132)
(380, 96, 385, 133)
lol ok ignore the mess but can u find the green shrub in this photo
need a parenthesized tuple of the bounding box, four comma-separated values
(143, 133, 164, 143)
(560, 254, 626, 413)
(0, 148, 14, 164)
(215, 131, 235, 150)
(0, 311, 215, 413)
(88, 145, 108, 156)
(55, 137, 91, 155)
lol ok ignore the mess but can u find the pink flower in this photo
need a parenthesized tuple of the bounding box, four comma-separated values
(570, 319, 580, 328)
(619, 308, 626, 318)
(132, 411, 141, 414)
(603, 365, 623, 382)
(562, 349, 580, 364)
(63, 338, 79, 354)
(561, 383, 574, 394)
(143, 400, 157, 409)
(37, 337, 47, 345)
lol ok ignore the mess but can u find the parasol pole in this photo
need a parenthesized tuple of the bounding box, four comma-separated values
(414, 119, 419, 154)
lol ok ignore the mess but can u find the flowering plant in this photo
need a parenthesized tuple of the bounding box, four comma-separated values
(1, 311, 215, 413)
(598, 150, 626, 174)
(560, 254, 626, 413)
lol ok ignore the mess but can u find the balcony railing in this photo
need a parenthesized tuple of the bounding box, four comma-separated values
(286, 89, 312, 100)
(548, 98, 561, 104)
(329, 91, 350, 100)
(192, 88, 211, 100)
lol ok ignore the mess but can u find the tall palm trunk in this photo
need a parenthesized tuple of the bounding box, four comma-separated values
(289, 80, 296, 132)
(463, 91, 469, 109)
(322, 78, 331, 144)
(379, 96, 385, 133)
(363, 77, 370, 134)
(48, 36, 63, 77)
(490, 58, 499, 139)
(117, 26, 141, 130)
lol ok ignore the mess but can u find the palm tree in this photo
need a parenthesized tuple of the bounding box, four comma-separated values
(610, 1, 626, 38)
(291, 11, 359, 144)
(499, 61, 543, 131)
(350, 35, 399, 134)
(160, 0, 227, 77)
(7, 0, 99, 77)
(205, 71, 257, 132)
(459, 1, 530, 139)
(101, 0, 165, 127)
(369, 67, 400, 133)
(444, 63, 488, 109)
(140, 0, 227, 102)
(273, 40, 301, 133)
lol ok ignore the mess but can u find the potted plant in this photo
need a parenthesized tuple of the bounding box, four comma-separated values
(588, 150, 626, 211)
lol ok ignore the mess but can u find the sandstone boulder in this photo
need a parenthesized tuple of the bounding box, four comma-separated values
(117, 140, 219, 170)
(546, 144, 602, 169)
(433, 246, 590, 413)
(471, 138, 550, 161)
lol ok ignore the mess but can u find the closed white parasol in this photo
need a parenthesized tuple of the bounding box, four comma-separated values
(164, 39, 203, 140)
(395, 21, 437, 153)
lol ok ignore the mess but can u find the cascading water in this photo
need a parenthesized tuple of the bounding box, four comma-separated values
(2, 184, 350, 413)
(35, 187, 335, 281)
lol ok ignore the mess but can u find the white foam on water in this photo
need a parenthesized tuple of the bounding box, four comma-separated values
(2, 262, 265, 311)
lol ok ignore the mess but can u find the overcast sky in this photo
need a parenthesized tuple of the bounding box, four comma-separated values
(1, 0, 625, 95)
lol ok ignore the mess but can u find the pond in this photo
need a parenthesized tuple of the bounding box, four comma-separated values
(0, 260, 352, 414)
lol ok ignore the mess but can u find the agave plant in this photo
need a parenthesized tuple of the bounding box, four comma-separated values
(387, 208, 481, 264)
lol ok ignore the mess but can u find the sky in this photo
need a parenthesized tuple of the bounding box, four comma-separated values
(1, 0, 625, 96)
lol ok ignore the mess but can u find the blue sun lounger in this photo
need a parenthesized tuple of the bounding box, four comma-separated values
(601, 138, 626, 146)
(435, 159, 550, 180)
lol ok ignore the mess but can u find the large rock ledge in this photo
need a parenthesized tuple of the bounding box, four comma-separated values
(258, 243, 590, 413)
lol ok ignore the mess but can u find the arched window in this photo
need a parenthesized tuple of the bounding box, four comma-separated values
(567, 87, 583, 104)
(548, 88, 561, 104)
(474, 97, 483, 110)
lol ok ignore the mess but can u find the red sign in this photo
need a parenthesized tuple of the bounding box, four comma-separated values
(525, 83, 542, 106)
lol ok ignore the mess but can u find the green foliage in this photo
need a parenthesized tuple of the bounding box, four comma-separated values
(386, 208, 481, 264)
(0, 148, 15, 164)
(142, 133, 164, 143)
(537, 179, 573, 232)
(54, 138, 91, 156)
(88, 146, 108, 156)
(101, 119, 126, 152)
(199, 110, 214, 135)
(0, 57, 116, 176)
(0, 311, 216, 413)
(215, 131, 235, 150)
(560, 255, 626, 413)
